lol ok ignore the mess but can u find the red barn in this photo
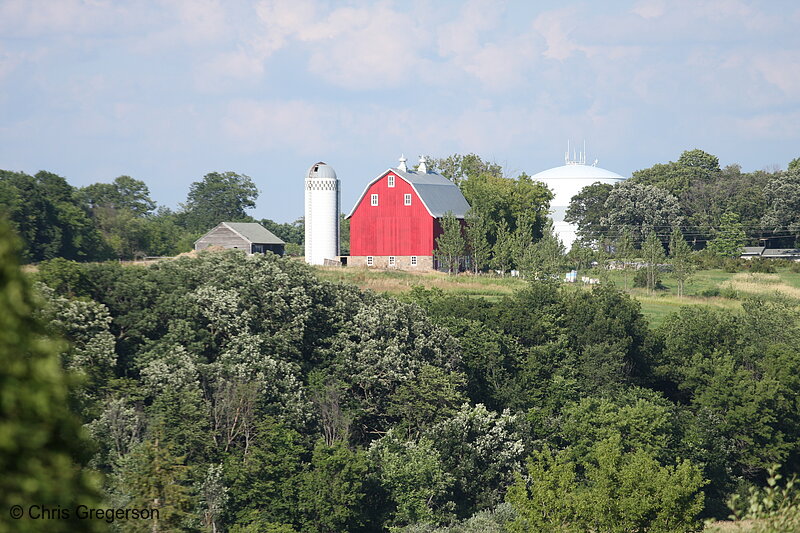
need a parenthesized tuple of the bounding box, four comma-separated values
(346, 156, 471, 270)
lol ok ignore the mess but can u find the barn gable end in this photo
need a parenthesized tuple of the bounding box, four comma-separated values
(347, 157, 471, 267)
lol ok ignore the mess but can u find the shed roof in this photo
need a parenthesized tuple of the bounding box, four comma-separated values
(762, 248, 800, 257)
(741, 246, 766, 255)
(346, 167, 471, 219)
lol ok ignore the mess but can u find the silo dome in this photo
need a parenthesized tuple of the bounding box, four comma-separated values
(307, 162, 337, 180)
(532, 161, 627, 249)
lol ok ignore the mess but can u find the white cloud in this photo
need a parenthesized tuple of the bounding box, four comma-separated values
(222, 99, 337, 154)
(532, 7, 581, 61)
(0, 0, 141, 37)
(632, 0, 665, 19)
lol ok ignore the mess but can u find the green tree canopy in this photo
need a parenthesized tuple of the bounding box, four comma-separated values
(182, 172, 259, 231)
(707, 211, 746, 257)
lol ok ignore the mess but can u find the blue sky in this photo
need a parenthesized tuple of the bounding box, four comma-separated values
(1, 0, 799, 222)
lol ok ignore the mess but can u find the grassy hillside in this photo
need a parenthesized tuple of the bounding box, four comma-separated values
(314, 266, 800, 327)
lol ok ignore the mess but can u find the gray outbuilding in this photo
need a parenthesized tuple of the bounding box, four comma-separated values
(195, 222, 285, 255)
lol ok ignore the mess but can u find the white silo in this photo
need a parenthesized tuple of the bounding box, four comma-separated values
(304, 162, 340, 265)
(531, 145, 627, 249)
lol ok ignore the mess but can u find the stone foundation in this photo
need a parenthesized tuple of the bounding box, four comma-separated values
(348, 255, 434, 271)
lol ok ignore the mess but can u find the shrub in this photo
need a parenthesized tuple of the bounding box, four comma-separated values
(726, 465, 800, 533)
(633, 269, 665, 290)
(747, 258, 776, 274)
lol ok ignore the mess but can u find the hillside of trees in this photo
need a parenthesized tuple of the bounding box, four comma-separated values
(0, 245, 786, 531)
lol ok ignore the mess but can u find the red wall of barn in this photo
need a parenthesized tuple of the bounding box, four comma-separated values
(350, 172, 436, 256)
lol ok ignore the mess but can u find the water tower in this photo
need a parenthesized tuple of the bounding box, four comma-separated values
(304, 162, 340, 265)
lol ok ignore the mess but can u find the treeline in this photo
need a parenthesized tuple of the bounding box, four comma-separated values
(426, 151, 800, 277)
(0, 169, 311, 263)
(566, 150, 800, 249)
(19, 247, 800, 531)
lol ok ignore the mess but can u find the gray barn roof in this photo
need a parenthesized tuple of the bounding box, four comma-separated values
(346, 167, 471, 218)
(219, 222, 284, 244)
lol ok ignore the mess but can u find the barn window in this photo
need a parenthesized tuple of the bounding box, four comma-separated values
(404, 193, 412, 206)
(371, 194, 379, 206)
(367, 256, 374, 266)
(388, 175, 395, 187)
(389, 256, 396, 267)
(411, 256, 417, 266)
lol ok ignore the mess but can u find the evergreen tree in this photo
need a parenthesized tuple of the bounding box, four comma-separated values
(113, 429, 193, 532)
(707, 211, 746, 257)
(465, 208, 491, 274)
(641, 231, 665, 293)
(669, 226, 694, 297)
(491, 219, 514, 275)
(615, 227, 635, 291)
(513, 214, 535, 278)
(527, 221, 565, 280)
(434, 211, 465, 275)
(0, 219, 104, 533)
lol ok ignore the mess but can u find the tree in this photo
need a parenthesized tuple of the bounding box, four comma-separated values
(641, 230, 665, 293)
(525, 221, 565, 280)
(298, 441, 370, 533)
(707, 211, 746, 257)
(431, 153, 503, 187)
(0, 219, 104, 532)
(387, 365, 466, 439)
(371, 432, 454, 528)
(183, 172, 259, 231)
(507, 436, 706, 533)
(603, 183, 682, 242)
(630, 149, 720, 198)
(565, 182, 614, 244)
(79, 175, 156, 216)
(614, 227, 635, 291)
(677, 148, 721, 176)
(761, 167, 800, 243)
(669, 226, 694, 297)
(428, 404, 525, 515)
(491, 219, 514, 275)
(0, 170, 106, 262)
(112, 430, 193, 532)
(459, 168, 552, 246)
(435, 212, 465, 275)
(224, 418, 305, 527)
(465, 208, 491, 273)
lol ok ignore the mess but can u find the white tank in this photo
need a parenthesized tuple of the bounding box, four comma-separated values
(532, 155, 627, 249)
(304, 162, 340, 265)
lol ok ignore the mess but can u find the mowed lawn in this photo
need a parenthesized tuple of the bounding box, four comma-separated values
(314, 266, 800, 328)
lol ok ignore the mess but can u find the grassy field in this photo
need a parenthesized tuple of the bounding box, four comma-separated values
(314, 266, 800, 327)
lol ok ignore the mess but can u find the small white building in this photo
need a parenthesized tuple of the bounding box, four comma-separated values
(304, 162, 340, 265)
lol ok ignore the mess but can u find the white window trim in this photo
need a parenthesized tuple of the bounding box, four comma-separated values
(388, 175, 395, 188)
(389, 256, 396, 267)
(411, 256, 417, 266)
(371, 193, 378, 206)
(367, 256, 374, 266)
(404, 193, 412, 206)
